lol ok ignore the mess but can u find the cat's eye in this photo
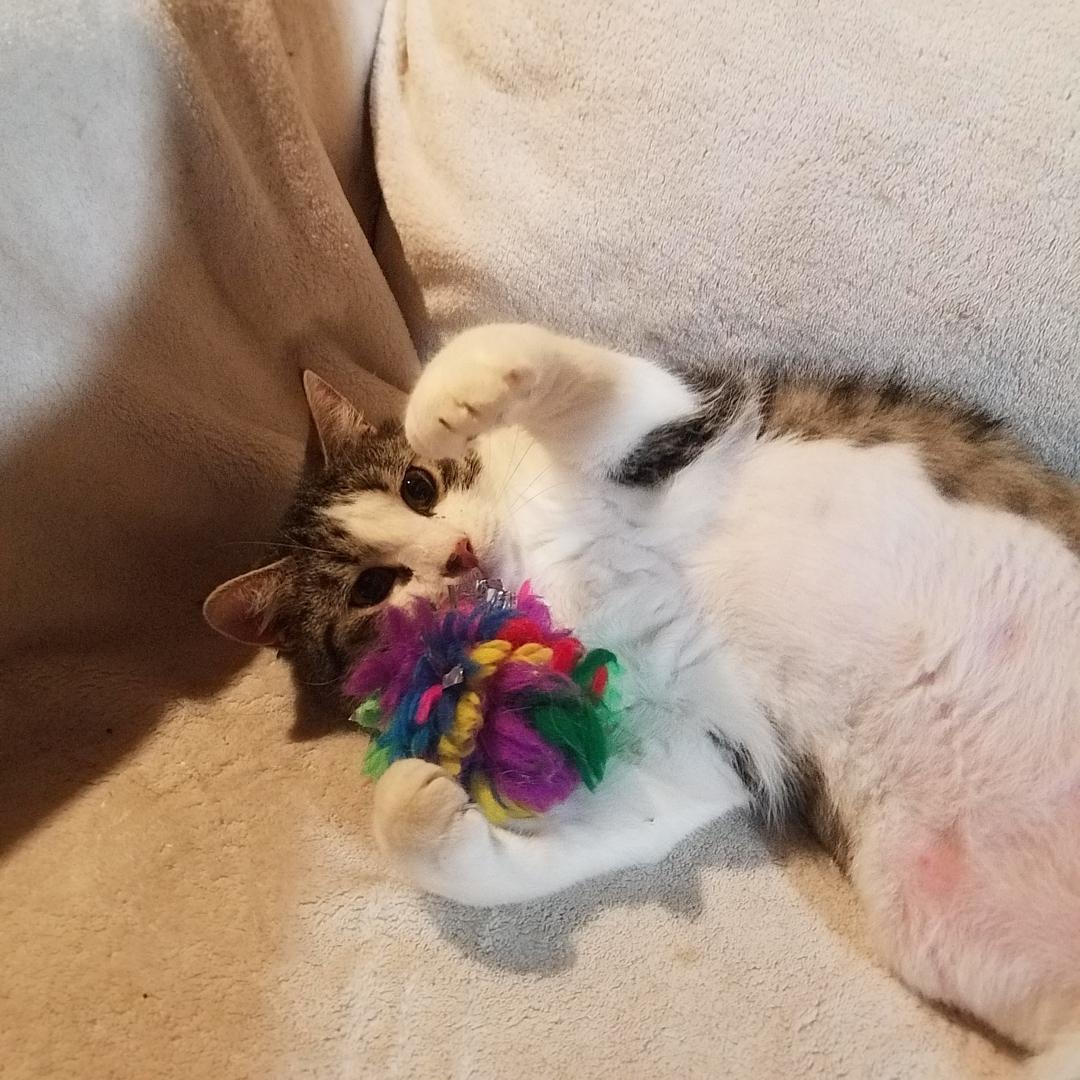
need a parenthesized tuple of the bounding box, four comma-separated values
(400, 466, 438, 514)
(349, 566, 399, 608)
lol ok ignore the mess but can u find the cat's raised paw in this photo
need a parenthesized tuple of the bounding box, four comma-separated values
(372, 758, 469, 859)
(404, 325, 547, 459)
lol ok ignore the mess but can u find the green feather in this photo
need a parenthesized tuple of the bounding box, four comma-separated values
(351, 696, 384, 734)
(571, 649, 618, 694)
(362, 741, 393, 780)
(531, 651, 621, 791)
(531, 701, 606, 790)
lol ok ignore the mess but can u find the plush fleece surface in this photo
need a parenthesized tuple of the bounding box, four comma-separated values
(372, 0, 1080, 479)
(2, 0, 1068, 1076)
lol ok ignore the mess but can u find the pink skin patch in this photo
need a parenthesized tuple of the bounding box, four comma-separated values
(912, 827, 966, 900)
(984, 617, 1024, 661)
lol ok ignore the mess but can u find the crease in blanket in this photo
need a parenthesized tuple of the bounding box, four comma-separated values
(0, 2, 417, 1078)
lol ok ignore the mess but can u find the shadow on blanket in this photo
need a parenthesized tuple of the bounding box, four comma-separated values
(0, 1, 415, 856)
(423, 812, 769, 976)
(0, 253, 294, 853)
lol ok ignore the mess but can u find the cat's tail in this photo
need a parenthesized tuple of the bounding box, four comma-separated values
(1027, 1031, 1080, 1080)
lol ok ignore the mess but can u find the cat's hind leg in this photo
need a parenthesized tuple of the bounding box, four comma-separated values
(854, 808, 1080, 1066)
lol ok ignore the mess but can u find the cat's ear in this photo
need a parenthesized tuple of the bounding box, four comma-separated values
(203, 560, 287, 647)
(302, 370, 373, 462)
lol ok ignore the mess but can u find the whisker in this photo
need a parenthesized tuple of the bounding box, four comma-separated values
(498, 426, 521, 500)
(509, 460, 555, 512)
(219, 540, 341, 558)
(500, 435, 539, 505)
(512, 479, 575, 513)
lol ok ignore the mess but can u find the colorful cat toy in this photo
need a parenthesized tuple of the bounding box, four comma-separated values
(347, 578, 620, 825)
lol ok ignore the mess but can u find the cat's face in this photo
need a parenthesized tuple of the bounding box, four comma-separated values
(203, 373, 493, 707)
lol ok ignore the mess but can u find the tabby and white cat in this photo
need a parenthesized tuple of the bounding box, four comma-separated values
(205, 324, 1080, 1076)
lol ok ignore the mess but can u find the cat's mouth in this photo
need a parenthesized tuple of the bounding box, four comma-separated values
(444, 536, 479, 577)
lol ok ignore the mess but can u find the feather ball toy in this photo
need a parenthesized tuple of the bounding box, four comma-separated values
(347, 578, 619, 825)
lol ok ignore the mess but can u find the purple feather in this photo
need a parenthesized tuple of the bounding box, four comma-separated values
(346, 582, 616, 820)
(477, 707, 579, 812)
(492, 659, 571, 698)
(346, 603, 435, 708)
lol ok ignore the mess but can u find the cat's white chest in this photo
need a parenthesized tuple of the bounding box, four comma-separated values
(494, 444, 759, 757)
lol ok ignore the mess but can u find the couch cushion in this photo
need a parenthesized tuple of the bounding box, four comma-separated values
(373, 0, 1080, 476)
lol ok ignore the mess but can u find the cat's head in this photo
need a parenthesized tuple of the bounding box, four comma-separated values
(203, 372, 493, 708)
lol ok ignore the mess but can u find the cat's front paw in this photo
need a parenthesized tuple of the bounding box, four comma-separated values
(372, 758, 470, 861)
(404, 324, 550, 459)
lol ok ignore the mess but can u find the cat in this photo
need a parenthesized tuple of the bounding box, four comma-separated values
(205, 323, 1080, 1077)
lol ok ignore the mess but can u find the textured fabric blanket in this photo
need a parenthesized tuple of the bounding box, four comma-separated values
(0, 2, 415, 1076)
(4, 0, 1074, 1077)
(374, 0, 1080, 480)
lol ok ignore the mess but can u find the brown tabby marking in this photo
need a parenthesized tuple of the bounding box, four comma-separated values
(788, 755, 853, 874)
(208, 418, 481, 715)
(762, 376, 1080, 557)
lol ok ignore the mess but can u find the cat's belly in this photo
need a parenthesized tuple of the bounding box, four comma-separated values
(695, 436, 1080, 815)
(697, 437, 1080, 1036)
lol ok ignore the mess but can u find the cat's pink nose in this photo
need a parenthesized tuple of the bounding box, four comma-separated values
(444, 537, 478, 577)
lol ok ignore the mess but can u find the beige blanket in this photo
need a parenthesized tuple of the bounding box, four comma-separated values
(5, 0, 1070, 1075)
(0, 2, 413, 1076)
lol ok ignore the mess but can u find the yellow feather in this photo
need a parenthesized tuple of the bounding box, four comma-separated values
(470, 775, 509, 825)
(511, 643, 553, 665)
(436, 690, 483, 774)
(470, 774, 535, 824)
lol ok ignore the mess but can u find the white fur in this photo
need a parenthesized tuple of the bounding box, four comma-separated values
(327, 489, 494, 608)
(406, 323, 696, 474)
(355, 323, 1079, 1068)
